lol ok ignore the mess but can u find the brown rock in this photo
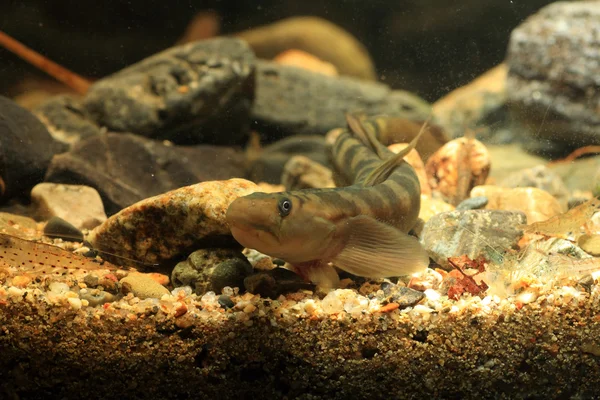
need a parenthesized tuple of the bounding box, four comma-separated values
(31, 183, 107, 230)
(425, 137, 491, 206)
(470, 185, 564, 224)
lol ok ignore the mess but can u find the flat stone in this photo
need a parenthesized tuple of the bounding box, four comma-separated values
(171, 248, 253, 295)
(251, 60, 431, 142)
(456, 196, 488, 211)
(506, 1, 600, 154)
(45, 132, 247, 215)
(83, 38, 255, 145)
(34, 95, 102, 146)
(120, 273, 170, 300)
(0, 95, 65, 200)
(87, 178, 259, 267)
(31, 183, 107, 230)
(421, 209, 526, 269)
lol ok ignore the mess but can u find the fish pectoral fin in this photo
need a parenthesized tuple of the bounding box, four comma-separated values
(362, 117, 430, 186)
(289, 260, 340, 289)
(331, 215, 430, 278)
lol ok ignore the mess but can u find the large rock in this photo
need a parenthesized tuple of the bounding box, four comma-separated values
(506, 1, 600, 154)
(251, 60, 432, 142)
(45, 133, 247, 215)
(421, 209, 526, 269)
(87, 179, 259, 267)
(34, 95, 103, 146)
(83, 38, 255, 145)
(0, 96, 65, 201)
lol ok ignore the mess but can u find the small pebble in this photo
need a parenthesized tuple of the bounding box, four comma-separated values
(43, 216, 84, 242)
(67, 297, 82, 310)
(578, 234, 600, 257)
(120, 273, 170, 300)
(12, 275, 31, 288)
(456, 196, 488, 211)
(218, 294, 235, 309)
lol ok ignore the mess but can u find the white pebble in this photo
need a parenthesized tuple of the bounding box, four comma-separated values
(49, 282, 70, 295)
(7, 286, 23, 298)
(424, 289, 441, 301)
(68, 297, 82, 310)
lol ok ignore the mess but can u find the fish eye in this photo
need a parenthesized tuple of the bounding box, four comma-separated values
(278, 197, 292, 217)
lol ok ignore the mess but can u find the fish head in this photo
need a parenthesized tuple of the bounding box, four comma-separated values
(226, 192, 338, 263)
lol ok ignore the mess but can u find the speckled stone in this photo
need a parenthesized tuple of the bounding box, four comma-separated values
(171, 248, 253, 295)
(120, 273, 170, 299)
(87, 178, 259, 267)
(421, 209, 526, 269)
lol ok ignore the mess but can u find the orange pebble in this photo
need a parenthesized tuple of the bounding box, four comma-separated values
(379, 302, 400, 313)
(12, 275, 31, 288)
(148, 272, 170, 286)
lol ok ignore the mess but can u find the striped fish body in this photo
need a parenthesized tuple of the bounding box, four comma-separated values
(226, 114, 430, 286)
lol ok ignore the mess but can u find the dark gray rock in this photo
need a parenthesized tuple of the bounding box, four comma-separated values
(252, 60, 432, 142)
(83, 38, 255, 145)
(34, 95, 103, 146)
(421, 209, 526, 269)
(392, 287, 426, 309)
(0, 96, 65, 200)
(43, 216, 84, 242)
(244, 267, 314, 298)
(171, 248, 253, 295)
(456, 196, 489, 211)
(45, 132, 246, 215)
(506, 2, 600, 154)
(218, 294, 235, 309)
(248, 135, 330, 184)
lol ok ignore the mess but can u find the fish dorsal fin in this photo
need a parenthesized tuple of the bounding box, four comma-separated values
(362, 118, 430, 186)
(345, 112, 389, 159)
(331, 215, 430, 278)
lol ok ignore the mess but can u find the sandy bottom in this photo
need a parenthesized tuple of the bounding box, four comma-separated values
(1, 280, 600, 400)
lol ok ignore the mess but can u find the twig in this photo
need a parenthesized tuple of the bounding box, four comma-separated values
(0, 30, 91, 94)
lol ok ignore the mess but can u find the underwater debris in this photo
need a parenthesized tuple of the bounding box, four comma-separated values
(445, 255, 489, 300)
(0, 30, 91, 94)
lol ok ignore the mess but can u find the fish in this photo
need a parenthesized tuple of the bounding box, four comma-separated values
(226, 113, 431, 287)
